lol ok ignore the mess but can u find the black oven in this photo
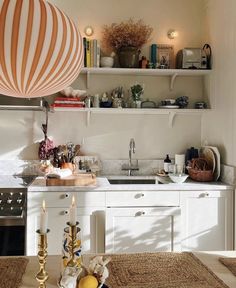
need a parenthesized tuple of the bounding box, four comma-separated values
(0, 176, 35, 256)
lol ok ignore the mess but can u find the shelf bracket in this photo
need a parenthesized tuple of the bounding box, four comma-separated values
(86, 71, 90, 89)
(168, 111, 176, 128)
(86, 110, 91, 126)
(170, 73, 178, 90)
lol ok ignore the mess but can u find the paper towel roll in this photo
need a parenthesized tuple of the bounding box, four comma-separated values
(175, 154, 185, 167)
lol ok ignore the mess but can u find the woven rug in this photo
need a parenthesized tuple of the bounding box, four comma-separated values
(106, 252, 229, 288)
(0, 257, 29, 288)
(219, 257, 236, 277)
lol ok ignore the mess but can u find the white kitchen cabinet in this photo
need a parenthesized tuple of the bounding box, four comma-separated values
(180, 190, 233, 251)
(27, 191, 105, 256)
(105, 207, 181, 253)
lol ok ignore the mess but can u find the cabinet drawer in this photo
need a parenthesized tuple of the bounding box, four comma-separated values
(28, 191, 105, 207)
(106, 191, 179, 207)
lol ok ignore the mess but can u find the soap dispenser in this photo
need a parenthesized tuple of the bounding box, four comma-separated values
(164, 154, 171, 173)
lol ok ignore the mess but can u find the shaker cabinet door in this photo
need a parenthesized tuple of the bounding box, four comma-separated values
(180, 190, 233, 251)
(105, 207, 181, 253)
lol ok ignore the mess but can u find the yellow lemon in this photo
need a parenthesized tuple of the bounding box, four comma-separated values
(78, 275, 98, 288)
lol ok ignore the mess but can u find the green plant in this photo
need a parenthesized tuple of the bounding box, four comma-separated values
(130, 84, 144, 101)
(102, 19, 153, 52)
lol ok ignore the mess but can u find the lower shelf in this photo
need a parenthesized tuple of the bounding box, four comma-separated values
(52, 107, 209, 127)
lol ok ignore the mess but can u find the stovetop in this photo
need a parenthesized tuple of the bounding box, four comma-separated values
(0, 175, 36, 188)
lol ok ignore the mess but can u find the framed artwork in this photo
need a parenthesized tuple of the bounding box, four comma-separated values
(157, 44, 174, 69)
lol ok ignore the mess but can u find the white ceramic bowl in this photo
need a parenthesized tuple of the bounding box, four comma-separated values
(100, 57, 114, 68)
(168, 173, 188, 183)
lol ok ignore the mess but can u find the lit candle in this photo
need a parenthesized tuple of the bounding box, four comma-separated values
(69, 195, 76, 225)
(40, 200, 48, 234)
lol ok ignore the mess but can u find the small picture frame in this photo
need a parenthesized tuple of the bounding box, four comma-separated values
(157, 44, 174, 69)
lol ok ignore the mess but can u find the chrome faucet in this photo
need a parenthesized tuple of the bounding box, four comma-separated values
(122, 138, 139, 176)
(129, 138, 135, 167)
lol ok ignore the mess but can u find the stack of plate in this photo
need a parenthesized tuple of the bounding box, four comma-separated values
(199, 146, 221, 181)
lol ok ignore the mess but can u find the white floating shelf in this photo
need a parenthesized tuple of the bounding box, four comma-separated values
(52, 107, 209, 127)
(81, 68, 211, 90)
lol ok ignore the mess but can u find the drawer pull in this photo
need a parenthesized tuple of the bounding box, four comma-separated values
(63, 210, 69, 215)
(135, 193, 145, 199)
(200, 192, 209, 198)
(135, 211, 146, 217)
(64, 193, 69, 198)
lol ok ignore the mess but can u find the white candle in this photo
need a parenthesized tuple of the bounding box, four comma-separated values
(40, 200, 48, 234)
(69, 195, 76, 225)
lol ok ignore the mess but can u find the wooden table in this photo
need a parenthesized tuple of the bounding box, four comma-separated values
(19, 251, 236, 288)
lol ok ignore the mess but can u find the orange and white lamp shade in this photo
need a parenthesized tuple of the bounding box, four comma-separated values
(0, 0, 84, 98)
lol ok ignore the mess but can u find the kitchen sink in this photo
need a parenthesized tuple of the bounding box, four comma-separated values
(108, 179, 157, 185)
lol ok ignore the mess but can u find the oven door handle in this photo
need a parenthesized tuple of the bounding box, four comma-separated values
(0, 210, 24, 220)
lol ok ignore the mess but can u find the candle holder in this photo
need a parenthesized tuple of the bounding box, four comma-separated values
(62, 222, 81, 269)
(35, 229, 50, 288)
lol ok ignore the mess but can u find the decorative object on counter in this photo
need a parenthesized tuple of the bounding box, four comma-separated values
(46, 173, 96, 187)
(156, 44, 174, 69)
(102, 19, 153, 68)
(130, 83, 144, 108)
(187, 158, 214, 182)
(100, 56, 114, 68)
(60, 87, 87, 98)
(141, 99, 156, 108)
(38, 101, 54, 160)
(195, 101, 207, 109)
(35, 228, 50, 288)
(52, 143, 81, 168)
(0, 0, 83, 98)
(59, 266, 82, 288)
(175, 96, 189, 108)
(164, 154, 172, 173)
(112, 86, 124, 108)
(139, 56, 148, 68)
(100, 93, 113, 108)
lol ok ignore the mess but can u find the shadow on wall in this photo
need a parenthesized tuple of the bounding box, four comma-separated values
(18, 143, 39, 160)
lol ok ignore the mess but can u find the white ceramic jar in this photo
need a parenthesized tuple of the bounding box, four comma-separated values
(100, 57, 114, 68)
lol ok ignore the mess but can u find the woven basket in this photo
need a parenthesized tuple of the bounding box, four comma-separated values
(188, 158, 214, 182)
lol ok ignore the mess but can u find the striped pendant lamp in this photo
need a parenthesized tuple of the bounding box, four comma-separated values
(0, 0, 83, 98)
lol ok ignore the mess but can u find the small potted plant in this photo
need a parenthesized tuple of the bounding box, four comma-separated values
(130, 83, 144, 108)
(102, 19, 153, 68)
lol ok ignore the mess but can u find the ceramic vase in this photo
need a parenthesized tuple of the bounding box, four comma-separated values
(118, 47, 140, 68)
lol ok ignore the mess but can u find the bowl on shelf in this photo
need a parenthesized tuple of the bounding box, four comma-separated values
(168, 173, 188, 183)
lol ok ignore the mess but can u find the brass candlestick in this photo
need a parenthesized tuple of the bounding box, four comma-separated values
(66, 221, 81, 268)
(35, 229, 50, 288)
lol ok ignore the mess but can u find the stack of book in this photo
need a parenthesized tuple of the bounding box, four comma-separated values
(83, 38, 100, 68)
(51, 97, 85, 108)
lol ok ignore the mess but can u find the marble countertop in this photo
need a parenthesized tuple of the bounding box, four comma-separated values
(15, 251, 236, 287)
(28, 175, 233, 192)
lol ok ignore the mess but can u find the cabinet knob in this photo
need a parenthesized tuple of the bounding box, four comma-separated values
(204, 192, 209, 197)
(200, 192, 209, 197)
(64, 193, 69, 198)
(63, 210, 69, 215)
(135, 211, 145, 217)
(135, 193, 145, 199)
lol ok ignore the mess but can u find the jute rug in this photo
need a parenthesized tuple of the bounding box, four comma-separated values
(0, 257, 29, 288)
(106, 252, 229, 288)
(219, 257, 236, 277)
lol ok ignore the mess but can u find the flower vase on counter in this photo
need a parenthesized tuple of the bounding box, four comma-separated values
(130, 83, 144, 109)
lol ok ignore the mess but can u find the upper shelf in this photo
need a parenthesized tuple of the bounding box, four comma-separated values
(80, 68, 211, 90)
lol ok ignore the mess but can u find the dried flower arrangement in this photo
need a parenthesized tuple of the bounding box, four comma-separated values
(102, 19, 153, 52)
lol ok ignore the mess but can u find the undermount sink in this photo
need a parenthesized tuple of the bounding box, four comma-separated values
(108, 179, 157, 185)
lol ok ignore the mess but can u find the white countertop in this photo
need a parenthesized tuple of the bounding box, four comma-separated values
(28, 175, 233, 192)
(17, 251, 236, 287)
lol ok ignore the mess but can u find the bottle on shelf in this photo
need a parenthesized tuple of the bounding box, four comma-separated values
(164, 154, 171, 173)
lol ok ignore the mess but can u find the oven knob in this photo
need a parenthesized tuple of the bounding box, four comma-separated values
(17, 198, 22, 204)
(7, 198, 12, 204)
(0, 200, 2, 204)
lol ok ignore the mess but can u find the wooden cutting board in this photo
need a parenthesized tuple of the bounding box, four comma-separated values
(46, 173, 96, 186)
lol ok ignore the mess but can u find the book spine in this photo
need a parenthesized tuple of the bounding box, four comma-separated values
(55, 97, 81, 101)
(97, 42, 100, 68)
(83, 37, 87, 67)
(86, 39, 91, 67)
(90, 40, 94, 67)
(151, 44, 157, 65)
(93, 39, 97, 67)
(51, 103, 85, 108)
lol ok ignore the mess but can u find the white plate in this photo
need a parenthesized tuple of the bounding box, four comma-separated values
(204, 146, 221, 181)
(159, 105, 179, 109)
(200, 147, 216, 173)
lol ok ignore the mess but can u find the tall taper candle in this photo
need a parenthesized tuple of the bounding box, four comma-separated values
(69, 195, 76, 225)
(40, 200, 48, 234)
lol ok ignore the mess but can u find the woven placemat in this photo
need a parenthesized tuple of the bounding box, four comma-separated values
(106, 252, 229, 288)
(219, 257, 236, 277)
(0, 257, 29, 288)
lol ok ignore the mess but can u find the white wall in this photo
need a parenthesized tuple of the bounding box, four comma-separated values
(202, 0, 236, 166)
(0, 0, 206, 160)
